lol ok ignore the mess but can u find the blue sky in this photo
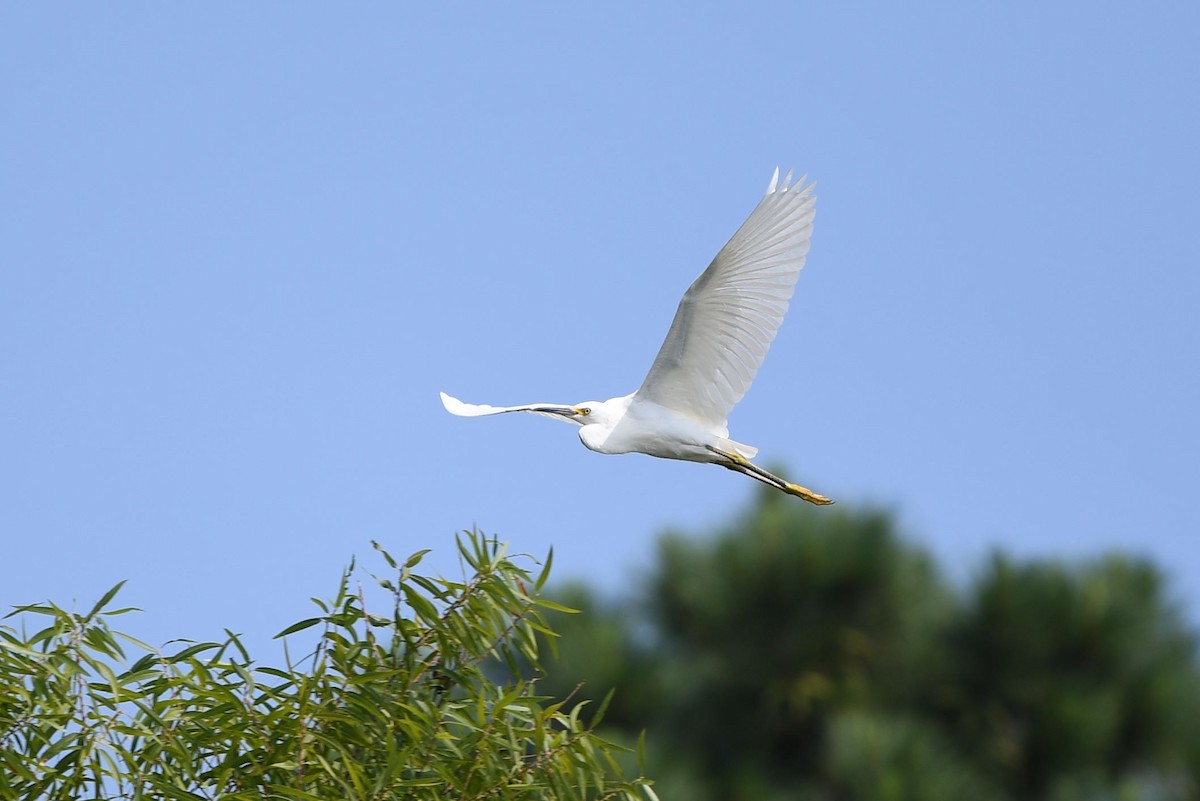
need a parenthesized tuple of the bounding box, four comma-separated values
(3, 4, 1198, 652)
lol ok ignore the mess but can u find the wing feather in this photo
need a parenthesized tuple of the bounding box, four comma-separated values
(634, 169, 816, 428)
(440, 392, 581, 424)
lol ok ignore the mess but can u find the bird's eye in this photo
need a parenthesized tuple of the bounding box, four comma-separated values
(580, 407, 591, 416)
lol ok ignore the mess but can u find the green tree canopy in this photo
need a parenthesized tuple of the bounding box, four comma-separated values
(534, 490, 1200, 801)
(937, 554, 1200, 799)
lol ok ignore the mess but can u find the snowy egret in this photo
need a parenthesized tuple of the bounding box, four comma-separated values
(441, 168, 832, 504)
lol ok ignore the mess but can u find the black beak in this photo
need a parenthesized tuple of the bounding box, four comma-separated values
(531, 405, 578, 418)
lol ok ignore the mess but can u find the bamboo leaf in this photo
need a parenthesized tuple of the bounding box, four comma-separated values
(85, 580, 128, 620)
(274, 617, 324, 638)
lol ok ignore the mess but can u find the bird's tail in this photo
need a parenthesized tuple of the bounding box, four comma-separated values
(717, 437, 758, 459)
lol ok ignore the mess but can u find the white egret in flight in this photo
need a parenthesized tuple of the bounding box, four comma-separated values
(441, 168, 832, 504)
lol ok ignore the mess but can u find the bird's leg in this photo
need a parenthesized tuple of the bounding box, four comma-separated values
(706, 446, 833, 506)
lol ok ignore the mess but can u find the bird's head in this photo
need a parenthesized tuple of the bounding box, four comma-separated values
(567, 395, 632, 427)
(568, 401, 603, 423)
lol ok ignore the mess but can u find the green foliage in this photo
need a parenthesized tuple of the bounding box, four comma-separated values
(532, 491, 1200, 801)
(510, 584, 660, 736)
(0, 531, 656, 801)
(938, 554, 1200, 798)
(645, 501, 959, 798)
(8, 497, 1198, 801)
(823, 711, 1004, 801)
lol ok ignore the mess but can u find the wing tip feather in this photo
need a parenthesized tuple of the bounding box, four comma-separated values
(766, 167, 815, 197)
(440, 391, 467, 415)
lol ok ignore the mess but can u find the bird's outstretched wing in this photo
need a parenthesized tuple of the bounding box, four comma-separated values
(634, 168, 816, 429)
(440, 392, 581, 424)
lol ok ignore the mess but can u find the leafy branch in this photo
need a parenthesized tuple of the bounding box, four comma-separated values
(0, 529, 655, 801)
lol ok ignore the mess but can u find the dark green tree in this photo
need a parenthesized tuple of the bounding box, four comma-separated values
(535, 489, 1200, 801)
(535, 490, 973, 799)
(645, 493, 958, 798)
(937, 554, 1200, 800)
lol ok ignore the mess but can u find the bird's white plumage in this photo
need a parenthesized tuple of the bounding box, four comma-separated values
(440, 168, 832, 504)
(439, 392, 579, 423)
(634, 168, 815, 429)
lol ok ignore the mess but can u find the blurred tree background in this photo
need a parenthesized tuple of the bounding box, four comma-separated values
(533, 489, 1200, 801)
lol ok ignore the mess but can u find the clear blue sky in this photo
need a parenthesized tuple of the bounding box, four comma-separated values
(3, 4, 1198, 652)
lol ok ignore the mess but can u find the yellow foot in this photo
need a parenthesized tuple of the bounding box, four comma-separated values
(783, 483, 834, 505)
